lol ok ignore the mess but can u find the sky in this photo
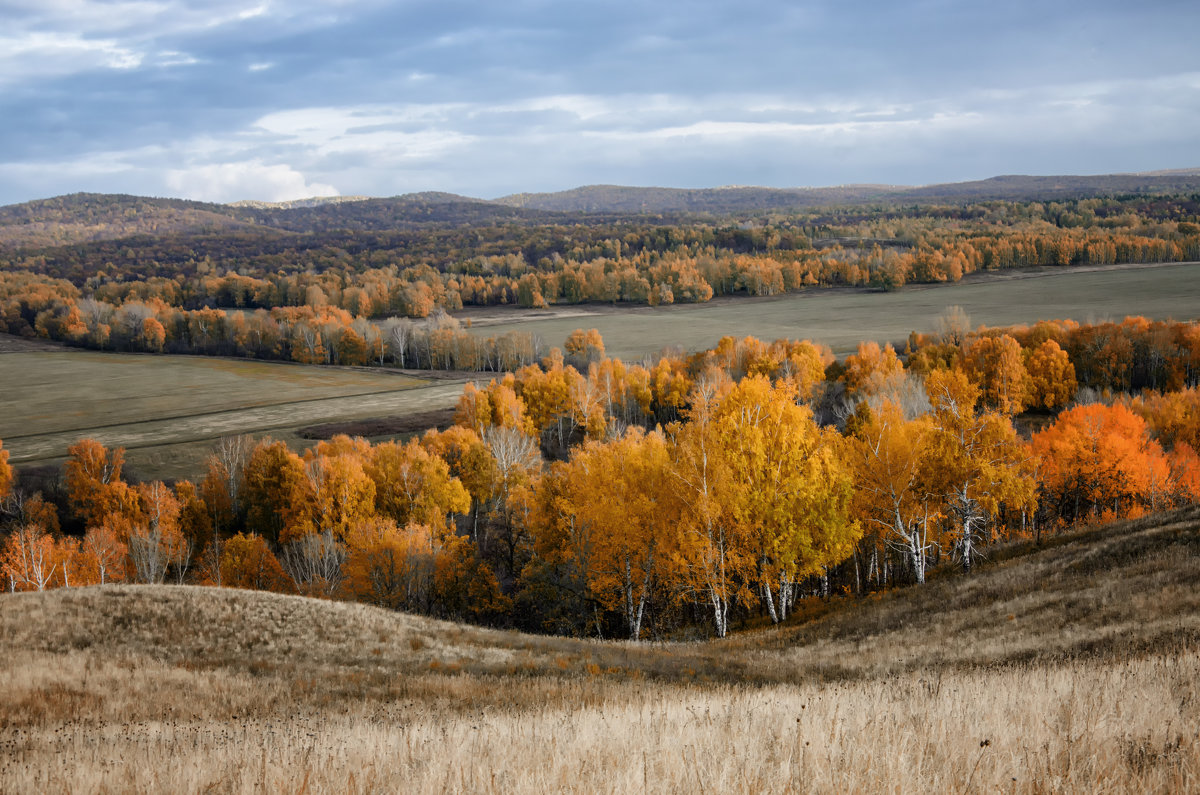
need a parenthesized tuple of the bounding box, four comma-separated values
(1, 0, 1197, 205)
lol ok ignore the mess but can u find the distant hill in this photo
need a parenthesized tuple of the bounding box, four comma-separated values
(238, 194, 563, 234)
(3, 170, 1200, 250)
(494, 184, 908, 213)
(227, 195, 371, 210)
(0, 192, 559, 250)
(0, 193, 260, 249)
(496, 171, 1200, 214)
(898, 172, 1200, 202)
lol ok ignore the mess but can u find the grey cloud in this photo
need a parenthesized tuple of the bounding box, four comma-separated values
(0, 0, 1198, 203)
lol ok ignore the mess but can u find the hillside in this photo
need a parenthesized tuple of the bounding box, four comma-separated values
(0, 193, 262, 249)
(496, 171, 1200, 214)
(237, 194, 565, 233)
(900, 171, 1200, 201)
(2, 509, 1198, 792)
(494, 184, 907, 213)
(0, 192, 561, 250)
(4, 170, 1199, 252)
(3, 507, 1197, 684)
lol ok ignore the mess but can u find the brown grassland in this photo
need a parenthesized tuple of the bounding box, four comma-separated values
(1, 507, 1198, 793)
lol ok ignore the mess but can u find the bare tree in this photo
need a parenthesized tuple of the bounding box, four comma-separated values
(128, 526, 177, 583)
(935, 305, 972, 347)
(866, 373, 932, 420)
(214, 435, 253, 513)
(378, 317, 408, 367)
(483, 426, 541, 483)
(282, 530, 347, 597)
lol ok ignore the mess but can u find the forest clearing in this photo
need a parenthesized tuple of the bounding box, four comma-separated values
(2, 508, 1197, 793)
(0, 350, 456, 481)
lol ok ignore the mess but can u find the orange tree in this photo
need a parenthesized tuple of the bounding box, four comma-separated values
(709, 375, 859, 623)
(923, 370, 1036, 571)
(1031, 402, 1173, 523)
(0, 439, 11, 500)
(848, 400, 939, 584)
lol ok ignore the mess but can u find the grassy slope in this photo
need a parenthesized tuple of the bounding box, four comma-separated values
(1, 508, 1198, 792)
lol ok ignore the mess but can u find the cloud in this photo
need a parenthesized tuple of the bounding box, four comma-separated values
(0, 0, 380, 87)
(0, 1, 1197, 204)
(0, 32, 144, 83)
(6, 67, 1200, 204)
(164, 161, 339, 202)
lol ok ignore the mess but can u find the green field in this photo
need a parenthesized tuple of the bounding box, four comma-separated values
(0, 350, 463, 481)
(462, 262, 1200, 358)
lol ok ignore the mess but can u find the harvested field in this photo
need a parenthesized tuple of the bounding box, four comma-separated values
(0, 349, 465, 481)
(459, 261, 1200, 358)
(297, 407, 457, 440)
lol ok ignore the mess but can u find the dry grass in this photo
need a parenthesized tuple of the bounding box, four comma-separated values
(2, 508, 1198, 793)
(462, 261, 1200, 359)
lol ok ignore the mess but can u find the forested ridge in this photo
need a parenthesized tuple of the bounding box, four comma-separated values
(4, 313, 1200, 639)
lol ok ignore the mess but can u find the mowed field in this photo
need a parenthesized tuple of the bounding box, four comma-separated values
(0, 349, 465, 481)
(1, 508, 1197, 793)
(462, 262, 1200, 359)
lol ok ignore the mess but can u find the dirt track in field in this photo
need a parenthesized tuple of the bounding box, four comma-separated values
(3, 381, 467, 462)
(0, 349, 471, 479)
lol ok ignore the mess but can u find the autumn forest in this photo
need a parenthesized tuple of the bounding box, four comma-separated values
(3, 196, 1200, 637)
(2, 191, 1200, 370)
(1, 186, 1200, 641)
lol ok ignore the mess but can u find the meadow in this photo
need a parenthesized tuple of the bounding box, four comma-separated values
(0, 349, 460, 481)
(1, 507, 1197, 793)
(462, 261, 1200, 359)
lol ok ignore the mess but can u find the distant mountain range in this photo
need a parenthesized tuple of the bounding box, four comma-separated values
(494, 171, 1200, 212)
(1, 170, 1198, 250)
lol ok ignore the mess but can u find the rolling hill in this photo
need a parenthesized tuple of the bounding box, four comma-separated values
(2, 507, 1198, 792)
(494, 184, 908, 213)
(3, 169, 1199, 251)
(494, 171, 1200, 214)
(0, 192, 561, 250)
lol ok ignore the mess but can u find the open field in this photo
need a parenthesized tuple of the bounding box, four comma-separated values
(0, 350, 465, 481)
(2, 508, 1198, 793)
(461, 261, 1200, 358)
